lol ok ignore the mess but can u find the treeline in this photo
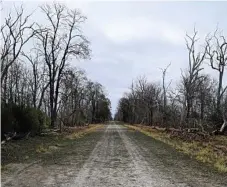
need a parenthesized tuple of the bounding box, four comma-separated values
(1, 2, 111, 138)
(115, 28, 227, 134)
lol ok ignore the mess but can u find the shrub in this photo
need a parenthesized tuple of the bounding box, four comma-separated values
(209, 112, 223, 129)
(1, 103, 50, 137)
(1, 103, 16, 140)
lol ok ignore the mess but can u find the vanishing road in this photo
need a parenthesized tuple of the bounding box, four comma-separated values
(2, 124, 227, 187)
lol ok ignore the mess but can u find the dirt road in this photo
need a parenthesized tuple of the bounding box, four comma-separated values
(2, 124, 227, 187)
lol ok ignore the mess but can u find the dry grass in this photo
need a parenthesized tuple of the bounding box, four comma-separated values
(65, 124, 104, 139)
(125, 124, 227, 173)
(36, 143, 48, 153)
(1, 124, 104, 167)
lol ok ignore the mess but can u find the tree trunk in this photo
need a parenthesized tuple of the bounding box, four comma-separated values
(50, 76, 55, 127)
(220, 111, 227, 133)
(149, 108, 153, 126)
(217, 71, 223, 112)
(200, 97, 204, 120)
(220, 120, 227, 133)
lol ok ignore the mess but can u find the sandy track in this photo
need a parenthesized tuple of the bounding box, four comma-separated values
(71, 124, 226, 187)
(2, 124, 227, 187)
(72, 124, 175, 187)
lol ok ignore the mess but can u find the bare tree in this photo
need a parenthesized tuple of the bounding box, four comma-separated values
(116, 27, 226, 134)
(183, 28, 207, 120)
(115, 76, 162, 126)
(1, 2, 112, 138)
(160, 63, 171, 116)
(36, 3, 90, 127)
(22, 49, 49, 109)
(1, 5, 37, 84)
(206, 28, 227, 116)
(58, 68, 87, 127)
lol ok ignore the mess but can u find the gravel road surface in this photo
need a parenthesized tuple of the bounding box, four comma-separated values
(2, 123, 227, 187)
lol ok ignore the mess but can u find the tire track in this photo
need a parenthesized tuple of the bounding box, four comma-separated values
(72, 124, 175, 187)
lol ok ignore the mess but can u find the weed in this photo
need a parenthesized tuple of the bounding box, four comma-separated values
(36, 144, 48, 153)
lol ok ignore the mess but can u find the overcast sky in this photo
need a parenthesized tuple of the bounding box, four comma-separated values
(1, 1, 227, 115)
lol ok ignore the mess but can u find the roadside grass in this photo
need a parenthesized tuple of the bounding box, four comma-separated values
(1, 124, 104, 168)
(65, 124, 103, 139)
(125, 124, 227, 173)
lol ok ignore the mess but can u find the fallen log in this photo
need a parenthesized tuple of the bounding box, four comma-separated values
(1, 132, 31, 144)
(12, 132, 31, 140)
(1, 132, 17, 144)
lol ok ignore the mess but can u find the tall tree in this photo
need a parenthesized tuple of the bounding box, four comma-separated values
(22, 49, 49, 109)
(182, 28, 207, 120)
(37, 3, 90, 127)
(206, 28, 227, 117)
(1, 5, 37, 85)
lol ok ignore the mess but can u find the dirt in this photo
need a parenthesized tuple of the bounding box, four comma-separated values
(1, 123, 227, 187)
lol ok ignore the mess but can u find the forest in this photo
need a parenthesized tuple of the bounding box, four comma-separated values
(1, 2, 112, 140)
(115, 28, 227, 135)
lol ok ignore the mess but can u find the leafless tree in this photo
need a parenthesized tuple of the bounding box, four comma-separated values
(160, 63, 171, 121)
(115, 27, 227, 134)
(22, 49, 49, 109)
(36, 3, 90, 127)
(183, 28, 207, 120)
(1, 2, 111, 138)
(1, 5, 37, 84)
(206, 28, 227, 116)
(115, 76, 162, 126)
(58, 68, 87, 126)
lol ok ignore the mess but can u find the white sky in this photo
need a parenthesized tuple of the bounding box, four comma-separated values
(1, 1, 227, 115)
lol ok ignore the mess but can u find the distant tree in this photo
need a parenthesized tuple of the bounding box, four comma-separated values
(160, 63, 171, 123)
(115, 26, 227, 134)
(182, 28, 207, 121)
(206, 28, 227, 123)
